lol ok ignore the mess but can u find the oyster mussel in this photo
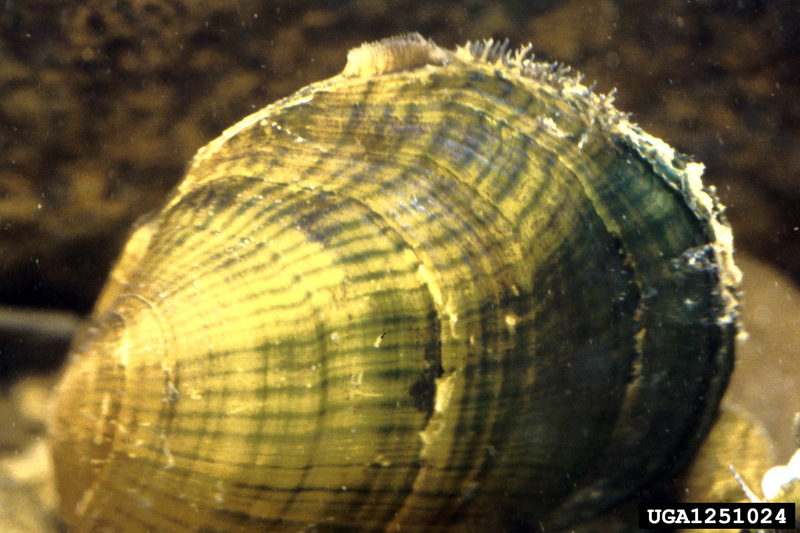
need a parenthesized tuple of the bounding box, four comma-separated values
(51, 34, 739, 532)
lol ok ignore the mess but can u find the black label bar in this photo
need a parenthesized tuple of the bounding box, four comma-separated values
(639, 502, 795, 529)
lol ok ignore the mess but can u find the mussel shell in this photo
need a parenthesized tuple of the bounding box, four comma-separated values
(51, 34, 739, 532)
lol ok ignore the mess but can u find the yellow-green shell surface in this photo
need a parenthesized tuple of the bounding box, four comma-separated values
(51, 34, 739, 532)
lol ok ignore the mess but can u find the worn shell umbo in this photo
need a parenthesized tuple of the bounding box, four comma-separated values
(51, 34, 740, 532)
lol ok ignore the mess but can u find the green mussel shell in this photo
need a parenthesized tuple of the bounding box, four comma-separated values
(51, 34, 739, 532)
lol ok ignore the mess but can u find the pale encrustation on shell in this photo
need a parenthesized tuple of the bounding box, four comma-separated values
(51, 33, 740, 532)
